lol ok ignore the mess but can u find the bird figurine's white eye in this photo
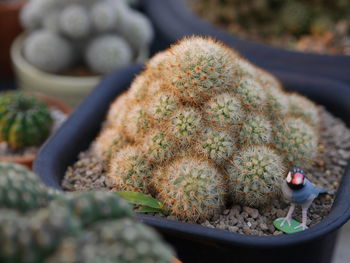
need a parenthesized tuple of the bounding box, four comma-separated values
(286, 172, 292, 183)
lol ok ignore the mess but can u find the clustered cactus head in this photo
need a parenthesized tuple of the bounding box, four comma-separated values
(20, 0, 154, 74)
(0, 91, 53, 149)
(0, 161, 175, 263)
(93, 36, 321, 221)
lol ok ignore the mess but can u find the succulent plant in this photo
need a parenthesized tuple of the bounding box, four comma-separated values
(46, 219, 174, 263)
(0, 162, 175, 263)
(153, 157, 226, 221)
(85, 35, 132, 74)
(23, 30, 73, 74)
(190, 0, 350, 52)
(93, 37, 321, 221)
(106, 146, 153, 193)
(274, 117, 318, 168)
(21, 0, 154, 74)
(0, 91, 53, 149)
(227, 145, 286, 207)
(60, 4, 91, 39)
(0, 162, 58, 212)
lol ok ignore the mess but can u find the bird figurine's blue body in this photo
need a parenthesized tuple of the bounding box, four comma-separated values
(280, 168, 327, 230)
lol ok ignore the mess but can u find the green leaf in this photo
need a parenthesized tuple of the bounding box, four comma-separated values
(135, 207, 165, 213)
(116, 191, 163, 209)
(273, 218, 306, 234)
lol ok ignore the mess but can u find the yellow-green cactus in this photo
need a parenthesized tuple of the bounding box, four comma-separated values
(0, 92, 53, 149)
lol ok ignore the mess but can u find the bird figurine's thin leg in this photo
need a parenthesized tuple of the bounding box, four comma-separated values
(294, 197, 314, 230)
(280, 204, 295, 227)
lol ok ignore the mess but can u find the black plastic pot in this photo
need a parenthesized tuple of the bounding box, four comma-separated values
(143, 0, 350, 85)
(34, 64, 350, 263)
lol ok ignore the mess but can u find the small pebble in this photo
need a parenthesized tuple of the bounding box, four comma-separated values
(243, 206, 259, 219)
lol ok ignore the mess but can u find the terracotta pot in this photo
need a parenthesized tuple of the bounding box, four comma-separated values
(0, 92, 72, 169)
(0, 0, 25, 78)
(173, 258, 182, 263)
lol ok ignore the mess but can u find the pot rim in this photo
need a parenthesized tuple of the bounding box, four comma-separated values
(34, 64, 350, 249)
(0, 92, 72, 169)
(10, 34, 101, 90)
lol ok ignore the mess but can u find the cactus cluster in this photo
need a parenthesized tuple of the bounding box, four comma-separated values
(20, 0, 153, 74)
(190, 0, 350, 51)
(92, 37, 321, 222)
(0, 161, 175, 263)
(0, 91, 53, 149)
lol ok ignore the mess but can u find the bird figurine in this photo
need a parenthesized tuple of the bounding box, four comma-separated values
(279, 168, 327, 230)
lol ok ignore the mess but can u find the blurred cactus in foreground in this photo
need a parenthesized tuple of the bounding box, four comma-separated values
(0, 162, 175, 263)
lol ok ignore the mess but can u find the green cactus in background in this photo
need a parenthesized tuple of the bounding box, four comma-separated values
(20, 0, 154, 74)
(92, 37, 321, 221)
(189, 0, 350, 54)
(0, 92, 53, 149)
(23, 30, 74, 74)
(85, 35, 132, 74)
(0, 162, 175, 263)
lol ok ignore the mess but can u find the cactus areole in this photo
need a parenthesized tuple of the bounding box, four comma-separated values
(92, 37, 321, 222)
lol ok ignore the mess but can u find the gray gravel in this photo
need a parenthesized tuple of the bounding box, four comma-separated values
(62, 107, 350, 236)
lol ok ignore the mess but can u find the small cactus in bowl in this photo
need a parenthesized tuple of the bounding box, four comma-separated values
(0, 161, 176, 263)
(90, 36, 322, 222)
(0, 91, 53, 149)
(19, 0, 154, 75)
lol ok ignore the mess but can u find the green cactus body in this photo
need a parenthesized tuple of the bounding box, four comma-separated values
(0, 206, 81, 263)
(239, 115, 272, 146)
(197, 128, 236, 164)
(123, 105, 152, 140)
(53, 191, 133, 227)
(204, 92, 244, 130)
(106, 146, 153, 193)
(227, 145, 286, 207)
(150, 93, 179, 120)
(24, 30, 74, 74)
(236, 79, 267, 111)
(288, 93, 320, 127)
(154, 157, 226, 222)
(0, 162, 59, 212)
(265, 85, 290, 117)
(145, 132, 177, 164)
(46, 219, 174, 263)
(20, 0, 154, 75)
(0, 92, 53, 149)
(167, 38, 236, 103)
(170, 108, 202, 142)
(274, 118, 318, 168)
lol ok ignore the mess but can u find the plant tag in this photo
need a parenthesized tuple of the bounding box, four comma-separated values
(273, 218, 305, 234)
